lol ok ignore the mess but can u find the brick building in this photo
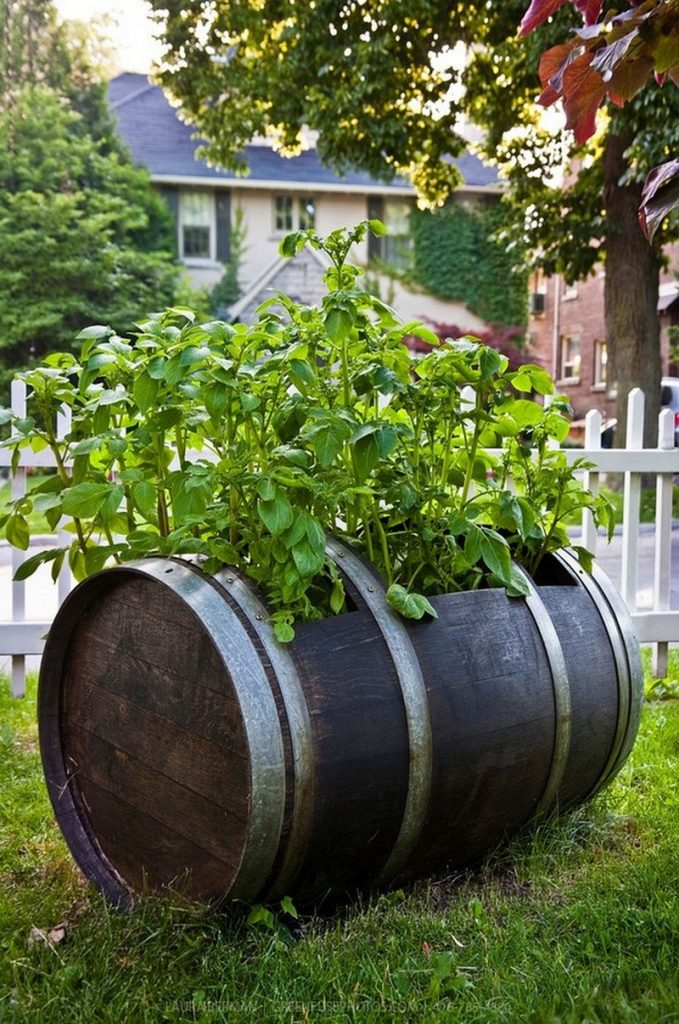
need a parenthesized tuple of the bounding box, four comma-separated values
(528, 245, 679, 428)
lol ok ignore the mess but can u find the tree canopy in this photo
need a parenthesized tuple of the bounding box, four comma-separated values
(0, 0, 178, 391)
(149, 0, 679, 441)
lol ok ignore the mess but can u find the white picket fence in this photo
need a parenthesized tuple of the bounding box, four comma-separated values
(2, 382, 679, 697)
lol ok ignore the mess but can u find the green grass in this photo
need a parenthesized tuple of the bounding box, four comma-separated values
(1, 659, 678, 1024)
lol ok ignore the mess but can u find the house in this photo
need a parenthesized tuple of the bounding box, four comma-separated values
(527, 249, 679, 427)
(108, 72, 500, 331)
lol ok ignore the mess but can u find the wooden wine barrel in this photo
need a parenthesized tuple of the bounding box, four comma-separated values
(38, 543, 642, 908)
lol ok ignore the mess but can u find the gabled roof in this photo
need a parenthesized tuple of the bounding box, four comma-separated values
(109, 72, 499, 193)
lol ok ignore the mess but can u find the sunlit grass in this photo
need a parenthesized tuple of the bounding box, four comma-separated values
(1, 668, 677, 1024)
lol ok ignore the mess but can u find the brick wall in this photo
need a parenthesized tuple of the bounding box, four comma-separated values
(529, 242, 679, 424)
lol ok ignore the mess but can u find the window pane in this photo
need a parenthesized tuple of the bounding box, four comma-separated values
(561, 334, 581, 379)
(180, 190, 211, 226)
(182, 225, 211, 259)
(382, 198, 413, 268)
(275, 196, 293, 232)
(594, 340, 607, 385)
(298, 197, 316, 230)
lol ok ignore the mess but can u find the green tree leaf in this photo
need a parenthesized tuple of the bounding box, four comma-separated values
(386, 584, 438, 620)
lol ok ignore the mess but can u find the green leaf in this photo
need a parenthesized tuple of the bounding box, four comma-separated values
(61, 482, 114, 518)
(505, 564, 531, 598)
(330, 578, 345, 613)
(133, 372, 159, 413)
(147, 355, 168, 380)
(352, 431, 380, 482)
(479, 347, 505, 380)
(289, 358, 316, 390)
(572, 544, 594, 574)
(5, 514, 30, 550)
(386, 584, 438, 620)
(240, 392, 261, 413)
(312, 424, 345, 468)
(292, 539, 324, 577)
(479, 532, 512, 585)
(180, 345, 210, 366)
(13, 547, 62, 580)
(324, 308, 352, 342)
(133, 482, 157, 519)
(273, 620, 295, 643)
(279, 231, 306, 258)
(32, 492, 63, 515)
(76, 325, 112, 342)
(258, 491, 294, 536)
(280, 895, 299, 919)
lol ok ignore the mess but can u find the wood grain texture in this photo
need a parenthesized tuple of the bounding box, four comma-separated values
(38, 552, 638, 907)
(536, 586, 619, 807)
(406, 588, 555, 873)
(59, 576, 251, 901)
(290, 608, 409, 899)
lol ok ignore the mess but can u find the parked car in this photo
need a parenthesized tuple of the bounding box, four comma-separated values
(661, 377, 679, 447)
(600, 377, 679, 448)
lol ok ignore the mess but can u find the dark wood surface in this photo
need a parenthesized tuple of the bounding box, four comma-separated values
(289, 607, 409, 898)
(406, 588, 556, 873)
(39, 553, 637, 906)
(60, 576, 251, 900)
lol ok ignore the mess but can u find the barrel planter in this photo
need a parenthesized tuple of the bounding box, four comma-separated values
(38, 541, 643, 908)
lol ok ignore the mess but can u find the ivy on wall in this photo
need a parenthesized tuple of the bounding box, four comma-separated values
(409, 201, 528, 330)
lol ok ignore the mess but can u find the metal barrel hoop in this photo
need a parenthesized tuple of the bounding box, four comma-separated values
(325, 537, 433, 883)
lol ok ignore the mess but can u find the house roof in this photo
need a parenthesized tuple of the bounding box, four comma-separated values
(109, 72, 499, 194)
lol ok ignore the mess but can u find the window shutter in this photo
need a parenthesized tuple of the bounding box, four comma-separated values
(216, 191, 231, 263)
(157, 186, 179, 255)
(367, 195, 384, 262)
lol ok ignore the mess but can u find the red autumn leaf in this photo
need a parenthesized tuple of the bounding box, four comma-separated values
(538, 42, 576, 89)
(607, 56, 655, 100)
(560, 50, 607, 141)
(572, 103, 599, 143)
(575, 0, 603, 24)
(520, 0, 569, 36)
(639, 158, 679, 241)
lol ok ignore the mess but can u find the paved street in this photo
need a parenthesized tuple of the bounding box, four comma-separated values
(2, 527, 679, 676)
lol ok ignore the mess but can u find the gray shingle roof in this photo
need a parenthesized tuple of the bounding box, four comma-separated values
(109, 72, 499, 191)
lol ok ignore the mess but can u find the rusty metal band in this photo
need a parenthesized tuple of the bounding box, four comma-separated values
(325, 538, 433, 883)
(211, 567, 314, 900)
(138, 559, 287, 902)
(514, 564, 572, 818)
(553, 550, 643, 796)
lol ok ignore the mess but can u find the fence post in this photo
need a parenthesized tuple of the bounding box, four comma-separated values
(9, 380, 27, 697)
(56, 404, 73, 605)
(652, 408, 674, 678)
(620, 389, 644, 612)
(582, 408, 602, 556)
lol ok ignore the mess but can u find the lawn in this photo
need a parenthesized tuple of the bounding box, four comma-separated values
(1, 658, 678, 1024)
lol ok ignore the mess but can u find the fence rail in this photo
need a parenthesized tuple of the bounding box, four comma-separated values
(2, 383, 679, 696)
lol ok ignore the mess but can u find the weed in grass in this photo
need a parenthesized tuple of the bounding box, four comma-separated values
(0, 671, 677, 1024)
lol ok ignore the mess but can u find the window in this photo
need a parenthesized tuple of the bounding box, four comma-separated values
(274, 195, 316, 234)
(593, 339, 608, 386)
(367, 197, 413, 268)
(560, 334, 581, 381)
(179, 190, 213, 260)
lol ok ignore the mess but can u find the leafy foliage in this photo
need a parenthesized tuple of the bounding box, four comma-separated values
(0, 86, 178, 393)
(0, 223, 613, 638)
(410, 203, 529, 329)
(521, 0, 679, 238)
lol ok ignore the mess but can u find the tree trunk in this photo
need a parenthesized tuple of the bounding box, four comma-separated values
(604, 132, 662, 448)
